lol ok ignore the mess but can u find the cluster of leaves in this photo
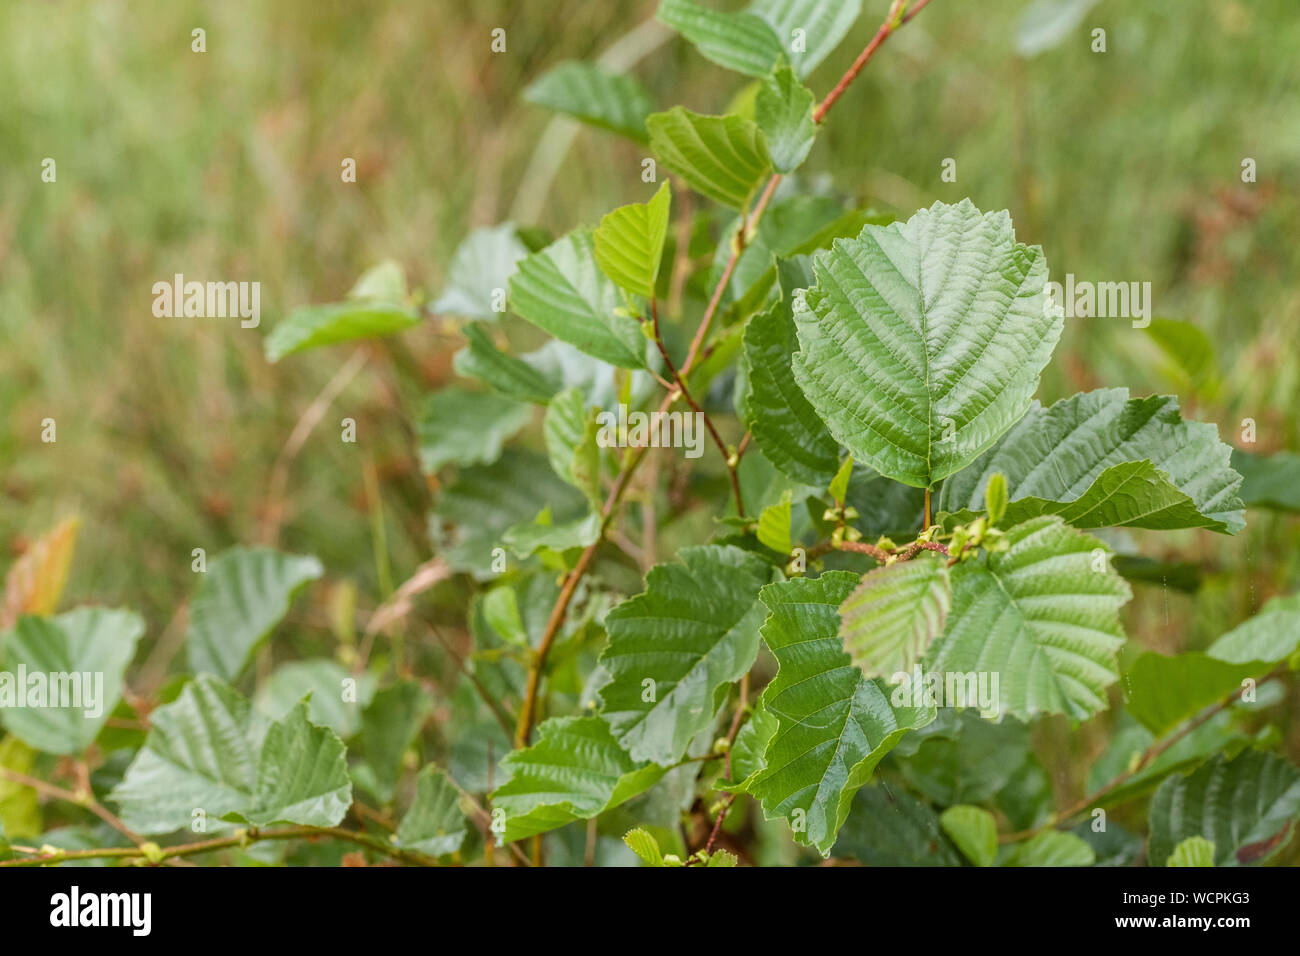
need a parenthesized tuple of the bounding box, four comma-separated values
(5, 0, 1300, 868)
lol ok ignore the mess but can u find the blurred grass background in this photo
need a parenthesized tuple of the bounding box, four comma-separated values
(2, 0, 1298, 718)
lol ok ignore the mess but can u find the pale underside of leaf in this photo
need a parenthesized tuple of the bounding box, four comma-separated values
(839, 555, 952, 679)
(924, 515, 1130, 721)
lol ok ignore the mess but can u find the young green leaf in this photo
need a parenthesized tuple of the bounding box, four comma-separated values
(755, 489, 793, 554)
(594, 181, 671, 299)
(940, 805, 998, 867)
(599, 546, 775, 765)
(1148, 750, 1300, 867)
(623, 826, 666, 865)
(0, 608, 144, 755)
(936, 389, 1245, 533)
(828, 455, 854, 505)
(259, 659, 376, 739)
(509, 229, 648, 368)
(984, 471, 1008, 526)
(792, 200, 1059, 488)
(839, 555, 951, 679)
(395, 766, 468, 858)
(750, 573, 936, 856)
(417, 386, 533, 473)
(1166, 835, 1215, 867)
(924, 516, 1130, 721)
(523, 61, 653, 142)
(186, 547, 324, 683)
(755, 62, 816, 173)
(646, 107, 771, 210)
(490, 716, 665, 842)
(656, 0, 783, 77)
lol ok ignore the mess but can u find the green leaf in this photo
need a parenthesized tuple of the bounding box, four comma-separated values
(356, 681, 430, 804)
(925, 516, 1131, 721)
(839, 555, 951, 679)
(721, 705, 778, 790)
(265, 302, 419, 363)
(491, 716, 665, 842)
(750, 573, 936, 855)
(623, 826, 666, 865)
(743, 294, 841, 487)
(0, 608, 144, 755)
(755, 62, 816, 173)
(452, 325, 562, 405)
(656, 0, 783, 77)
(417, 386, 532, 474)
(792, 200, 1059, 488)
(984, 471, 1008, 526)
(1232, 448, 1300, 512)
(543, 386, 602, 506)
(434, 222, 528, 320)
(1149, 750, 1300, 866)
(1002, 830, 1095, 866)
(186, 547, 324, 682)
(599, 546, 775, 765)
(828, 455, 853, 504)
(937, 389, 1245, 534)
(1144, 318, 1218, 393)
(259, 659, 375, 739)
(594, 182, 671, 299)
(1167, 835, 1216, 867)
(144, 680, 348, 834)
(1123, 652, 1259, 738)
(940, 805, 998, 867)
(755, 489, 793, 554)
(509, 229, 648, 368)
(0, 736, 41, 839)
(234, 698, 352, 828)
(429, 449, 588, 579)
(395, 766, 468, 858)
(747, 0, 863, 77)
(647, 107, 771, 210)
(1206, 592, 1300, 665)
(502, 510, 602, 558)
(834, 784, 960, 866)
(523, 61, 653, 142)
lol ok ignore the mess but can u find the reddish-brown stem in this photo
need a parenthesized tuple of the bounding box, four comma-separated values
(651, 299, 744, 515)
(513, 0, 936, 755)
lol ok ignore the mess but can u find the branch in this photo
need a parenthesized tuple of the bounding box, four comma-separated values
(0, 824, 443, 868)
(651, 298, 744, 516)
(513, 0, 936, 750)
